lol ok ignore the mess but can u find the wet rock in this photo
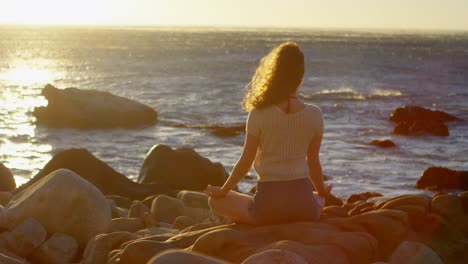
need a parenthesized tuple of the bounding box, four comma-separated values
(0, 218, 47, 257)
(242, 249, 308, 264)
(33, 84, 158, 129)
(416, 167, 468, 190)
(138, 144, 227, 190)
(389, 105, 462, 123)
(13, 148, 174, 200)
(110, 218, 145, 233)
(369, 139, 396, 148)
(82, 231, 138, 264)
(148, 249, 227, 264)
(1, 169, 111, 246)
(393, 120, 449, 136)
(177, 190, 209, 209)
(30, 232, 78, 264)
(389, 241, 442, 264)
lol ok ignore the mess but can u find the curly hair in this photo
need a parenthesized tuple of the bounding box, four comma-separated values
(242, 42, 304, 111)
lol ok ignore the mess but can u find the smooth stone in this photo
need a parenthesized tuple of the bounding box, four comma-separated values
(431, 194, 463, 218)
(128, 203, 157, 228)
(1, 169, 111, 246)
(0, 218, 47, 257)
(12, 148, 174, 201)
(82, 231, 139, 264)
(149, 249, 227, 264)
(30, 232, 78, 264)
(151, 195, 184, 223)
(389, 105, 462, 123)
(0, 252, 25, 264)
(347, 192, 383, 204)
(138, 144, 227, 190)
(242, 249, 308, 264)
(0, 191, 13, 206)
(33, 84, 158, 129)
(177, 190, 210, 209)
(393, 120, 449, 136)
(117, 240, 173, 264)
(133, 227, 179, 238)
(110, 218, 145, 233)
(389, 241, 443, 264)
(173, 216, 196, 230)
(106, 195, 133, 209)
(0, 163, 15, 192)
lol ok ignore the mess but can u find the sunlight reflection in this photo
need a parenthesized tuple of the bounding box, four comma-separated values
(0, 59, 64, 86)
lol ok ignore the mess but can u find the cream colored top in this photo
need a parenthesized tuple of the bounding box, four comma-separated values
(246, 104, 324, 182)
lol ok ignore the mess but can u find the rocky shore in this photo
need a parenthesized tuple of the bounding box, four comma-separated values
(1, 149, 467, 264)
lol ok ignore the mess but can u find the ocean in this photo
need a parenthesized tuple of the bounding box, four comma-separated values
(0, 26, 467, 198)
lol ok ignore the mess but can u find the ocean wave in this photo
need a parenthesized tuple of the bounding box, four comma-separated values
(300, 87, 402, 101)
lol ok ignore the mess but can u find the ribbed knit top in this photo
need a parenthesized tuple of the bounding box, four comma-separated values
(246, 104, 324, 182)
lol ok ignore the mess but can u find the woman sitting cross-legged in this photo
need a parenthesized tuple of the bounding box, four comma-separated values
(206, 42, 331, 225)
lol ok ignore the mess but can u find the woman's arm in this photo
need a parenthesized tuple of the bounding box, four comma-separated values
(307, 132, 328, 197)
(221, 133, 259, 193)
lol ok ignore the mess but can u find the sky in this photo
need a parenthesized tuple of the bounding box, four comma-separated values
(0, 0, 467, 31)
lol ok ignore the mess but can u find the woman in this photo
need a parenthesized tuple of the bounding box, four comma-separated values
(206, 42, 331, 225)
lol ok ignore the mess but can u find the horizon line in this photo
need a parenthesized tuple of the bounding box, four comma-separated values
(1, 23, 467, 34)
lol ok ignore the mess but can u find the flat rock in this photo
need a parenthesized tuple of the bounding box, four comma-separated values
(1, 169, 111, 246)
(416, 167, 468, 190)
(369, 139, 396, 148)
(389, 105, 462, 123)
(33, 84, 158, 129)
(138, 144, 227, 190)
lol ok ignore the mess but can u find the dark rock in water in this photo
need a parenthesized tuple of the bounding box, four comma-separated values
(416, 167, 468, 190)
(209, 125, 246, 137)
(325, 194, 343, 207)
(393, 120, 449, 136)
(138, 144, 228, 190)
(0, 162, 16, 191)
(369, 139, 396, 148)
(390, 105, 462, 123)
(33, 84, 158, 129)
(12, 148, 174, 200)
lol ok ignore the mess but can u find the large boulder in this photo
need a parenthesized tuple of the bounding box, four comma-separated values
(389, 106, 462, 137)
(33, 84, 158, 129)
(138, 145, 227, 190)
(12, 148, 174, 200)
(389, 241, 443, 264)
(0, 163, 15, 192)
(389, 106, 462, 123)
(30, 232, 79, 264)
(416, 167, 468, 190)
(1, 169, 112, 246)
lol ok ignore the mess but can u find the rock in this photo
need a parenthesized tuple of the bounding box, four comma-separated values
(138, 144, 227, 190)
(106, 195, 133, 209)
(117, 240, 174, 264)
(1, 169, 111, 246)
(347, 192, 383, 204)
(0, 252, 25, 264)
(431, 194, 463, 218)
(369, 139, 396, 148)
(110, 218, 145, 233)
(416, 167, 468, 190)
(393, 120, 449, 136)
(177, 190, 210, 209)
(82, 231, 139, 264)
(128, 203, 157, 227)
(0, 191, 13, 206)
(242, 249, 308, 264)
(151, 195, 185, 223)
(111, 204, 129, 218)
(389, 105, 462, 123)
(209, 125, 246, 138)
(325, 193, 343, 207)
(33, 84, 158, 129)
(0, 218, 47, 257)
(321, 206, 349, 217)
(30, 232, 78, 264)
(148, 249, 227, 264)
(0, 163, 15, 192)
(133, 227, 179, 238)
(173, 216, 196, 230)
(12, 148, 175, 200)
(389, 241, 443, 264)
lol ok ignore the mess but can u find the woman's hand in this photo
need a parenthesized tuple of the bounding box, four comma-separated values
(205, 185, 227, 199)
